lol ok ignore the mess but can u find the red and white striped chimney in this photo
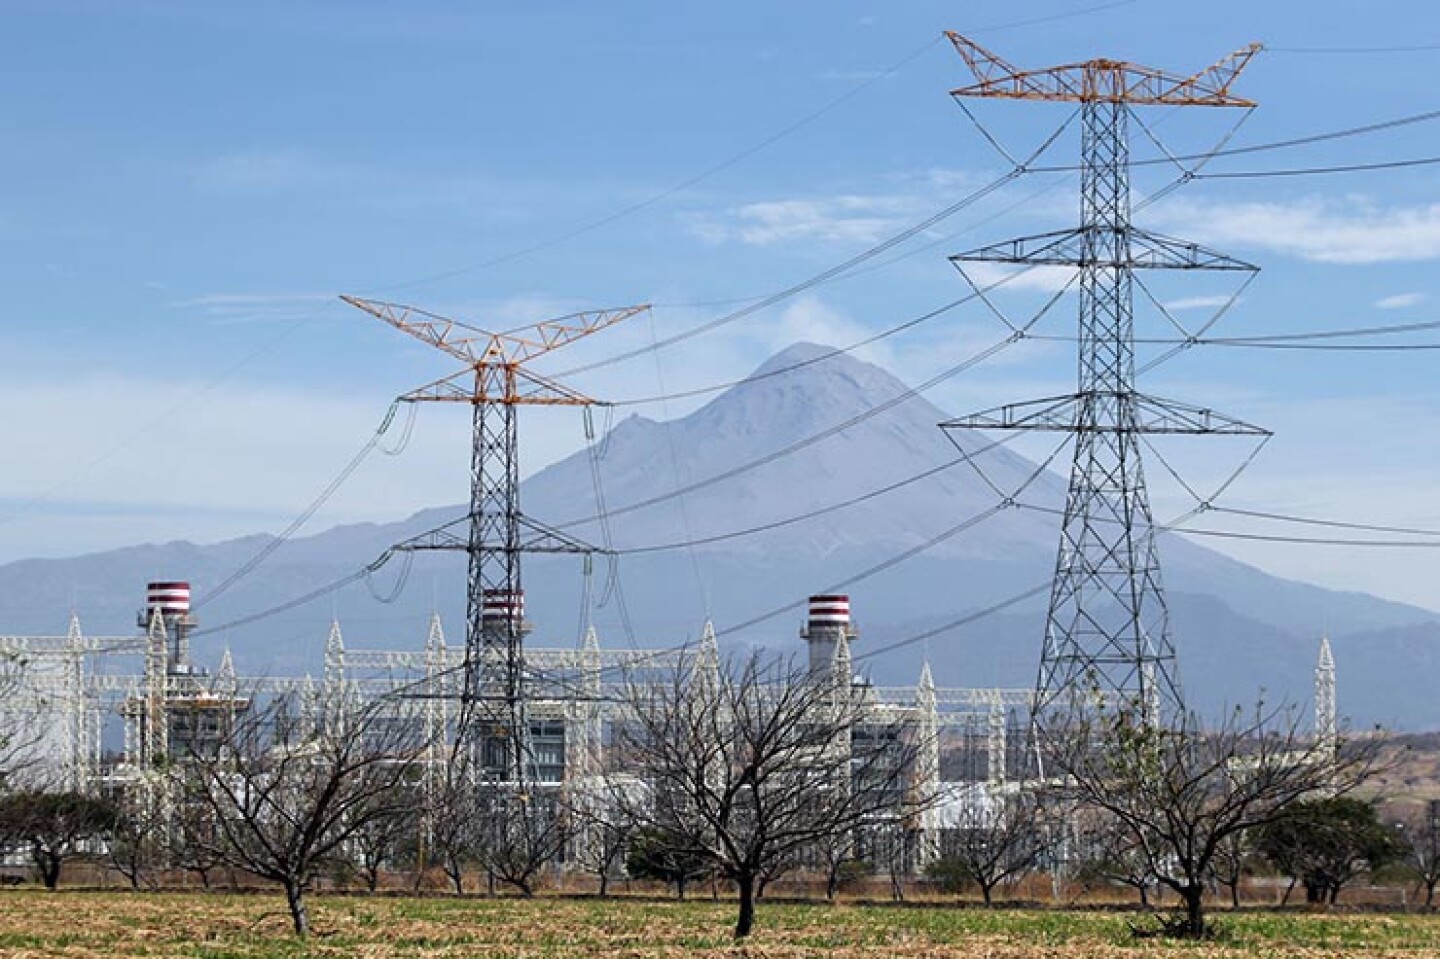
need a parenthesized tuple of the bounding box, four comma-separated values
(481, 589, 525, 627)
(806, 594, 851, 631)
(146, 581, 191, 618)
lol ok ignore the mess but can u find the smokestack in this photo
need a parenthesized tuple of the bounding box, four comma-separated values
(801, 594, 856, 678)
(141, 581, 196, 671)
(481, 589, 530, 635)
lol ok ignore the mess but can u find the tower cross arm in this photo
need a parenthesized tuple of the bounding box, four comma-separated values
(341, 295, 651, 367)
(946, 32, 1261, 106)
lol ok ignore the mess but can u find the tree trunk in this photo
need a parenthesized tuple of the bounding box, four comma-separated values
(1139, 883, 1150, 909)
(1426, 880, 1436, 911)
(825, 866, 840, 901)
(33, 848, 61, 891)
(284, 880, 311, 938)
(1281, 876, 1296, 906)
(980, 880, 995, 907)
(598, 871, 609, 897)
(675, 876, 686, 900)
(890, 868, 905, 902)
(1229, 881, 1240, 909)
(734, 872, 757, 940)
(1180, 884, 1206, 939)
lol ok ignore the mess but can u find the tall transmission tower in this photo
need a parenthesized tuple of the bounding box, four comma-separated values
(939, 35, 1269, 727)
(342, 295, 649, 782)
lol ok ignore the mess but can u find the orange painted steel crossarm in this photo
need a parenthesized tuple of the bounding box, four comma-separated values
(945, 31, 1261, 106)
(400, 366, 600, 407)
(339, 294, 651, 367)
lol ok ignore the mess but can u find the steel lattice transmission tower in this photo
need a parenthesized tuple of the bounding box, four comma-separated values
(939, 35, 1269, 726)
(343, 295, 649, 782)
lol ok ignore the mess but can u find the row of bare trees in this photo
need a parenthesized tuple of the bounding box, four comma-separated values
(1, 640, 1432, 943)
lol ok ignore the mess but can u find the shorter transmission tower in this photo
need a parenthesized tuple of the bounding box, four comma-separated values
(343, 295, 649, 783)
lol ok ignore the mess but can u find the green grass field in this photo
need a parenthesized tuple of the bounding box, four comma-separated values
(2, 891, 1439, 957)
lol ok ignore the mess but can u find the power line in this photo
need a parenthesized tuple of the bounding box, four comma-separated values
(1198, 153, 1440, 179)
(554, 326, 1035, 532)
(967, 0, 1139, 35)
(365, 34, 946, 294)
(609, 260, 1059, 408)
(614, 438, 1018, 555)
(1170, 527, 1440, 548)
(1208, 504, 1440, 539)
(554, 169, 1027, 378)
(1024, 106, 1440, 173)
(194, 401, 409, 610)
(1269, 43, 1440, 54)
(190, 551, 395, 639)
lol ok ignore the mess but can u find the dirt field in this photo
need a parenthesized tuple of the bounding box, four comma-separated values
(1, 891, 1439, 958)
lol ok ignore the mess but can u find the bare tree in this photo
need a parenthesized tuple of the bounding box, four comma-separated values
(347, 790, 420, 892)
(0, 649, 48, 791)
(422, 759, 483, 894)
(566, 789, 633, 897)
(624, 826, 714, 898)
(170, 798, 227, 889)
(928, 790, 1042, 906)
(1071, 807, 1158, 907)
(473, 783, 572, 897)
(811, 828, 862, 901)
(616, 651, 929, 939)
(1049, 702, 1380, 938)
(1208, 827, 1252, 909)
(1399, 799, 1440, 911)
(106, 784, 168, 890)
(173, 687, 426, 936)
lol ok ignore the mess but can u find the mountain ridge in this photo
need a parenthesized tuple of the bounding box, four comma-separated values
(1, 342, 1436, 725)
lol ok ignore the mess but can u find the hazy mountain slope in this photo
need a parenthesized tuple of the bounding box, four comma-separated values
(0, 342, 1435, 726)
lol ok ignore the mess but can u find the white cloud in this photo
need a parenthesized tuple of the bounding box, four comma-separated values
(192, 149, 339, 193)
(683, 194, 916, 247)
(1164, 295, 1239, 311)
(1375, 292, 1427, 310)
(1156, 198, 1440, 264)
(760, 296, 895, 368)
(169, 292, 337, 325)
(955, 261, 1078, 296)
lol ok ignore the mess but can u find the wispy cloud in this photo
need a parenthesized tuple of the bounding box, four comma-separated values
(191, 149, 340, 193)
(169, 292, 337, 325)
(956, 261, 1078, 296)
(1164, 294, 1239, 311)
(1156, 198, 1440, 264)
(1375, 292, 1427, 310)
(683, 194, 917, 246)
(815, 69, 886, 81)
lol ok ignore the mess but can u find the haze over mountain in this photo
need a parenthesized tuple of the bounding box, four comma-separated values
(3, 343, 1437, 727)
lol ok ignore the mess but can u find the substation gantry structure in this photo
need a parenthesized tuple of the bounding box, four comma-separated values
(939, 35, 1270, 728)
(341, 295, 649, 784)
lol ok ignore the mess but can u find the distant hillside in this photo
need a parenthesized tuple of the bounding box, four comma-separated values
(1, 343, 1436, 726)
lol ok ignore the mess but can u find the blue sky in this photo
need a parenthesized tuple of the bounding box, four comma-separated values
(4, 0, 1440, 611)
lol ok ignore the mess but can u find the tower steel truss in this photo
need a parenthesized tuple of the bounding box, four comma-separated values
(940, 35, 1267, 727)
(342, 295, 649, 783)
